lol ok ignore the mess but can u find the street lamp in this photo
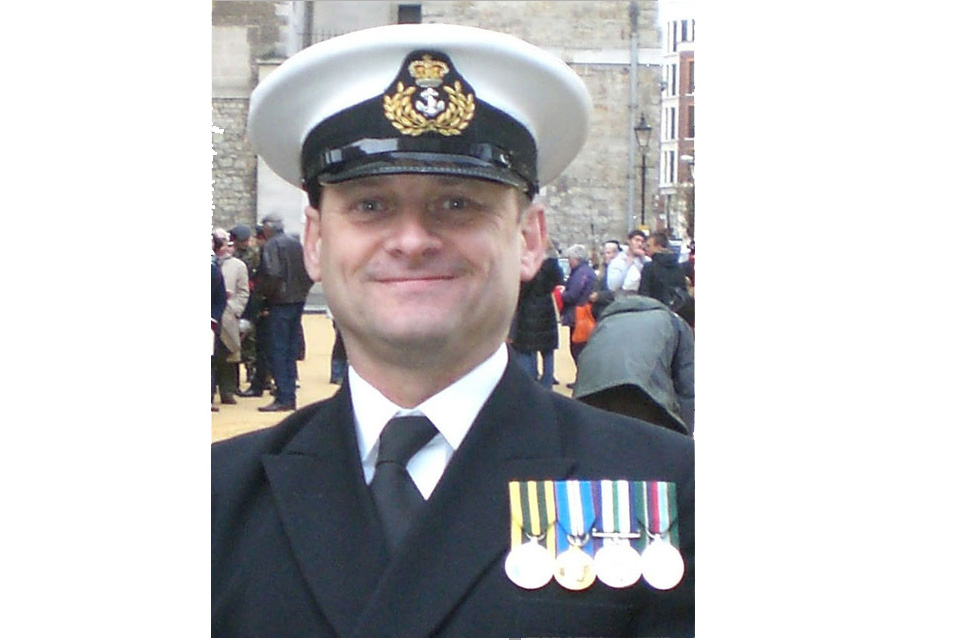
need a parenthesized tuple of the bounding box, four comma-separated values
(633, 113, 653, 226)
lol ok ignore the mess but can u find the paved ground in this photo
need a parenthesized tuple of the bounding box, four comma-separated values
(212, 313, 577, 443)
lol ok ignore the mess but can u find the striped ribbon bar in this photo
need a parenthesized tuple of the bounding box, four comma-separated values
(508, 480, 558, 555)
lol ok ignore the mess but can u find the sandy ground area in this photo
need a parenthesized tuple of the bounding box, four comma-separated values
(212, 313, 577, 443)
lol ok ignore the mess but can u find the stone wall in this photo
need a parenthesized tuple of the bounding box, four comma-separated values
(211, 1, 286, 230)
(212, 99, 257, 230)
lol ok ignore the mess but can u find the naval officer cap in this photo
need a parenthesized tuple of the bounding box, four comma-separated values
(247, 23, 592, 205)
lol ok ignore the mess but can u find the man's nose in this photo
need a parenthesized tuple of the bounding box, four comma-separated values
(383, 209, 443, 258)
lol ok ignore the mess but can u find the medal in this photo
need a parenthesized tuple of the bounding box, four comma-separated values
(554, 542, 596, 590)
(553, 480, 597, 590)
(594, 539, 644, 587)
(504, 538, 555, 590)
(593, 479, 644, 588)
(640, 535, 684, 590)
(505, 480, 558, 589)
(637, 481, 684, 590)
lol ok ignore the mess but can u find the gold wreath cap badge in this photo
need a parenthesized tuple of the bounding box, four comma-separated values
(383, 53, 476, 136)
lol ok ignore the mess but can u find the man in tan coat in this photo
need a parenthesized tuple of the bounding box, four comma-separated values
(212, 228, 250, 405)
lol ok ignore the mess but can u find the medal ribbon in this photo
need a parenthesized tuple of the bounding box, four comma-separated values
(599, 479, 636, 549)
(508, 480, 557, 555)
(554, 480, 597, 554)
(637, 481, 679, 548)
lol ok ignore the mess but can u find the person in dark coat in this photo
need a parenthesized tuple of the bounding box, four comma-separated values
(573, 296, 695, 435)
(639, 230, 694, 327)
(211, 244, 228, 412)
(509, 253, 563, 387)
(213, 24, 693, 637)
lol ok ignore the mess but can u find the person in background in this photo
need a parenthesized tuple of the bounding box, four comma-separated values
(573, 296, 695, 435)
(509, 250, 563, 388)
(210, 237, 227, 412)
(229, 224, 260, 384)
(253, 213, 314, 412)
(559, 243, 596, 374)
(620, 228, 649, 294)
(639, 230, 694, 328)
(211, 228, 250, 406)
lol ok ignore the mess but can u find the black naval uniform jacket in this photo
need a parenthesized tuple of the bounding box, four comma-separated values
(212, 358, 694, 637)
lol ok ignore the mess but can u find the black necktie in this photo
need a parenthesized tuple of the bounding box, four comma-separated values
(370, 415, 439, 553)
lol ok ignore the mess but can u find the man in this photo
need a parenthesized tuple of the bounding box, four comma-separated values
(211, 228, 250, 405)
(252, 213, 314, 411)
(213, 24, 693, 637)
(602, 238, 629, 292)
(639, 230, 694, 325)
(620, 228, 649, 294)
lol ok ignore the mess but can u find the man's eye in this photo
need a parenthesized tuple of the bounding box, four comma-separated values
(440, 197, 469, 210)
(358, 199, 384, 212)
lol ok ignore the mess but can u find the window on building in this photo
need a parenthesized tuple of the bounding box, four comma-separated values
(687, 105, 695, 138)
(671, 63, 677, 96)
(398, 4, 422, 24)
(668, 150, 676, 184)
(669, 107, 676, 140)
(688, 61, 694, 93)
(672, 21, 678, 52)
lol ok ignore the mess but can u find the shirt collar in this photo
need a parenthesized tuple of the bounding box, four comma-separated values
(350, 344, 509, 464)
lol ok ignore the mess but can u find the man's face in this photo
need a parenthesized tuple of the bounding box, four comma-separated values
(303, 174, 545, 370)
(628, 234, 646, 258)
(602, 242, 619, 264)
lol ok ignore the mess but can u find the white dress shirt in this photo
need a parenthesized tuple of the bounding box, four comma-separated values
(350, 344, 508, 499)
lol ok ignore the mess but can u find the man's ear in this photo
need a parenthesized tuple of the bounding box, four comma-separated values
(302, 205, 322, 282)
(518, 201, 547, 282)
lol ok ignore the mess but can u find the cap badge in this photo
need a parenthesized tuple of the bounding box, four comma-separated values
(383, 53, 476, 136)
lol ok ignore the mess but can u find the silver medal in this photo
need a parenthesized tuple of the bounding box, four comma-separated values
(504, 539, 554, 590)
(640, 536, 684, 590)
(594, 539, 644, 588)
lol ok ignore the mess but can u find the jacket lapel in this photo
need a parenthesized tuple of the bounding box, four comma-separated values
(261, 384, 390, 637)
(352, 361, 577, 637)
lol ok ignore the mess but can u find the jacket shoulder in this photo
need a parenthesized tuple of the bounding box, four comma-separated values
(545, 392, 693, 479)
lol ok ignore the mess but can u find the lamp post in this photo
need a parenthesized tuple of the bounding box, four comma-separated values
(634, 113, 653, 227)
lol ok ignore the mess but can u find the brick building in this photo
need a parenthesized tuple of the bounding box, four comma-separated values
(212, 1, 678, 254)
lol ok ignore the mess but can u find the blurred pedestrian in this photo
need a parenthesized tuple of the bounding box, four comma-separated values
(229, 224, 260, 383)
(620, 228, 649, 294)
(254, 213, 314, 411)
(509, 251, 563, 388)
(212, 228, 250, 405)
(210, 239, 227, 412)
(238, 225, 274, 397)
(559, 244, 596, 373)
(573, 296, 694, 435)
(639, 230, 694, 327)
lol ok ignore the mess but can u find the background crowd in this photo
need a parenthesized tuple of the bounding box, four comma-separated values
(508, 228, 695, 435)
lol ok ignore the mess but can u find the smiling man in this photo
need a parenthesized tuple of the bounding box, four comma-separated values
(212, 23, 694, 637)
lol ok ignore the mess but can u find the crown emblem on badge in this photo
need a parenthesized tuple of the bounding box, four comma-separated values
(408, 54, 449, 88)
(383, 53, 476, 136)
